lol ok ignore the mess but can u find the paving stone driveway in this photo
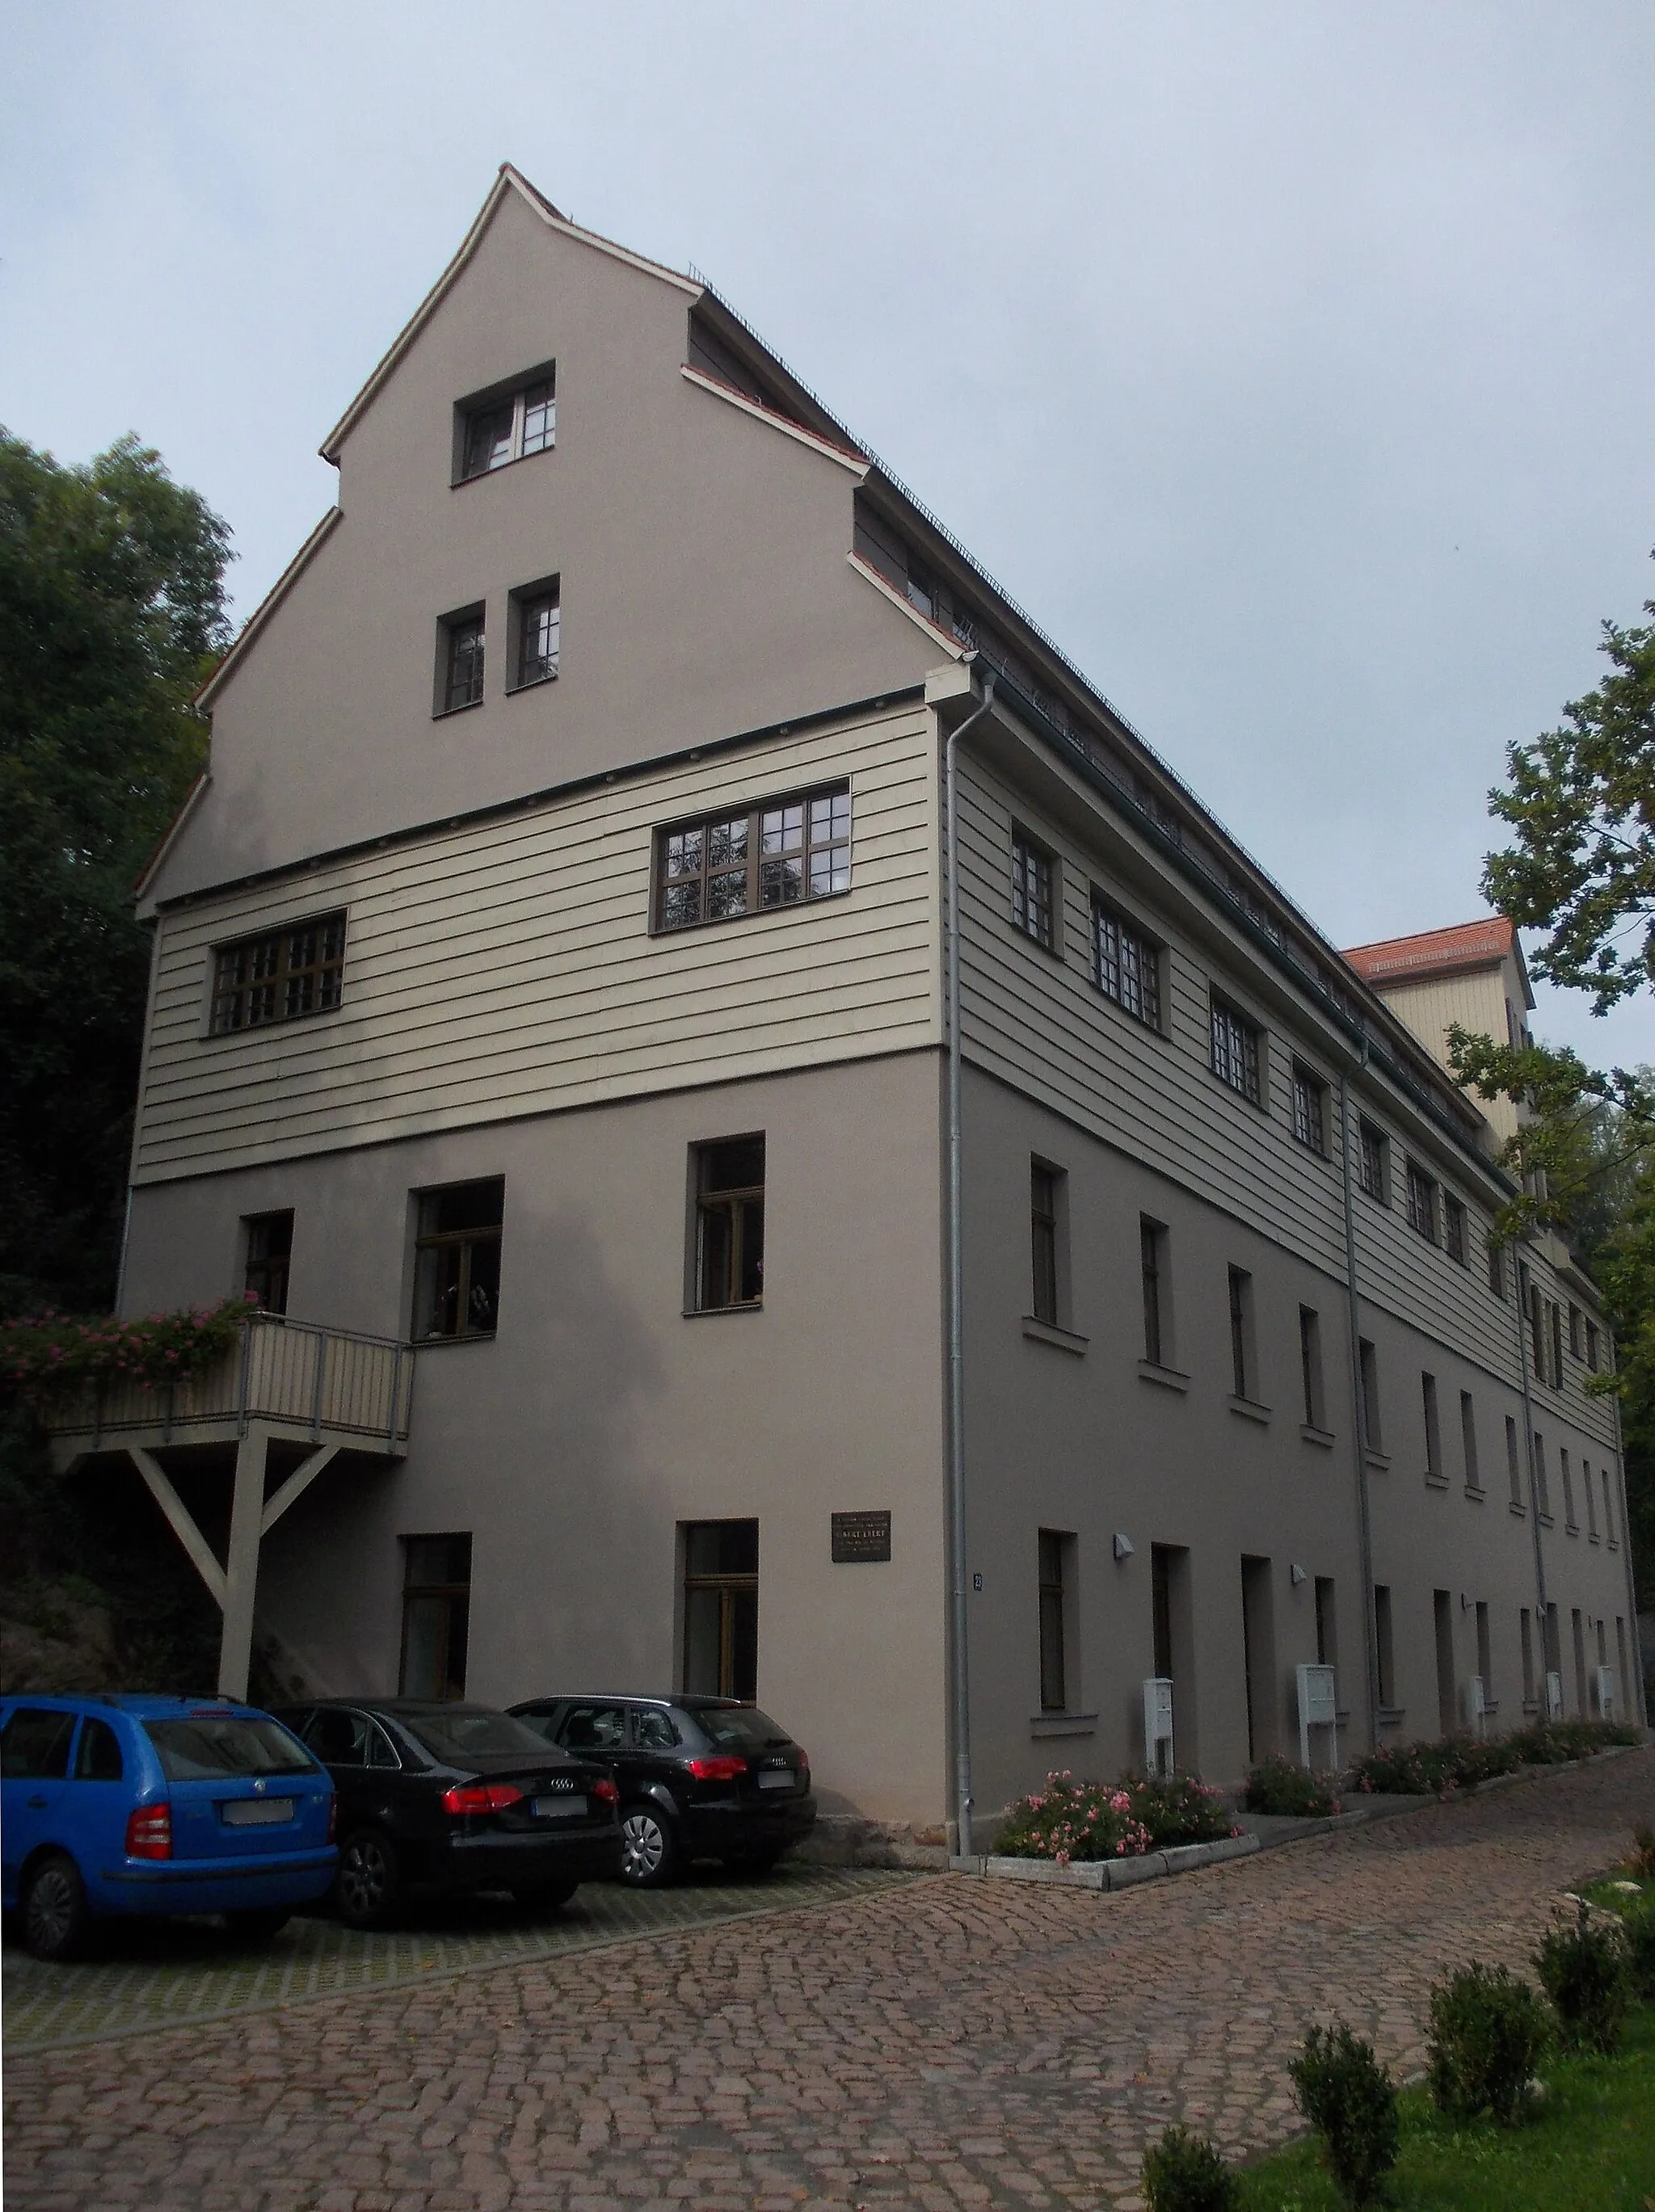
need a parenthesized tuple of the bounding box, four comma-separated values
(6, 1748, 1653, 2211)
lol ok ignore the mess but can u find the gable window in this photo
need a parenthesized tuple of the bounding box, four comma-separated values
(1011, 830, 1054, 949)
(1405, 1160, 1438, 1243)
(413, 1178, 503, 1340)
(1210, 998, 1261, 1106)
(1291, 1065, 1328, 1156)
(1093, 899, 1160, 1028)
(655, 787, 850, 932)
(1444, 1195, 1468, 1266)
(693, 1136, 764, 1310)
(211, 913, 346, 1035)
(1358, 1121, 1388, 1204)
(437, 607, 485, 714)
(456, 366, 556, 482)
(243, 1211, 293, 1315)
(509, 578, 560, 690)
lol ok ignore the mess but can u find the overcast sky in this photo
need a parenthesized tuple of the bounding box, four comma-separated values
(6, 3, 1653, 1064)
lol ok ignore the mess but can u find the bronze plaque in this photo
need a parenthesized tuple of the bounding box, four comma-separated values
(832, 1511, 892, 1563)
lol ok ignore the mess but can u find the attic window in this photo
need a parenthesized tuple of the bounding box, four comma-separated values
(455, 365, 556, 482)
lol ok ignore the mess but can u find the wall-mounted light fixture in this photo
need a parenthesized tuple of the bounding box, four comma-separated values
(1113, 1533, 1135, 1562)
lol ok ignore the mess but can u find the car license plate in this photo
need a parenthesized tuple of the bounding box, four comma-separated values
(221, 1798, 295, 1825)
(533, 1794, 585, 1819)
(758, 1770, 795, 1790)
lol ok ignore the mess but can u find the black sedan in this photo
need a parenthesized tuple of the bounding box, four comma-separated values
(276, 1700, 621, 1928)
(507, 1694, 816, 1887)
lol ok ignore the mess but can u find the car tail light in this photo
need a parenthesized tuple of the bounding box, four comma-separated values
(592, 1777, 619, 1805)
(440, 1782, 524, 1816)
(686, 1756, 747, 1781)
(798, 1750, 809, 1771)
(126, 1803, 172, 1860)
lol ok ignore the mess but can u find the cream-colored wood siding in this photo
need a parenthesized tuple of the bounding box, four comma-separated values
(134, 700, 938, 1182)
(954, 736, 1615, 1448)
(1373, 966, 1522, 1143)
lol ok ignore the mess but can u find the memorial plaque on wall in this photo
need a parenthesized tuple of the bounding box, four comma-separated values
(831, 1510, 892, 1562)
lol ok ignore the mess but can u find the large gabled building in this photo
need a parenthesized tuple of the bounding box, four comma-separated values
(53, 168, 1644, 1849)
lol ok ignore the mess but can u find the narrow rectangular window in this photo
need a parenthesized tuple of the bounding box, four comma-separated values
(1358, 1338, 1382, 1453)
(1421, 1372, 1442, 1481)
(1459, 1391, 1479, 1491)
(1374, 1584, 1396, 1709)
(1548, 1302, 1564, 1390)
(512, 580, 560, 688)
(1585, 1458, 1598, 1539)
(1011, 831, 1054, 949)
(1444, 1196, 1468, 1266)
(693, 1136, 765, 1310)
(1228, 1267, 1253, 1400)
(413, 1179, 504, 1339)
(1038, 1529, 1069, 1712)
(1140, 1217, 1167, 1367)
(682, 1520, 758, 1699)
(1476, 1600, 1493, 1707)
(211, 913, 347, 1035)
(1030, 1162, 1062, 1326)
(1299, 1306, 1324, 1428)
(1527, 1282, 1545, 1381)
(1291, 1065, 1328, 1155)
(1314, 1576, 1337, 1674)
(1561, 1448, 1577, 1531)
(1210, 999, 1262, 1106)
(1093, 898, 1160, 1028)
(400, 1533, 471, 1701)
(461, 400, 516, 480)
(243, 1211, 293, 1315)
(1506, 1415, 1522, 1508)
(519, 376, 556, 456)
(1604, 1466, 1616, 1547)
(655, 787, 850, 931)
(1569, 1303, 1584, 1360)
(1519, 1607, 1535, 1705)
(1358, 1121, 1388, 1203)
(1487, 1234, 1506, 1299)
(1405, 1161, 1438, 1243)
(440, 610, 486, 713)
(1586, 1319, 1600, 1371)
(1534, 1431, 1551, 1520)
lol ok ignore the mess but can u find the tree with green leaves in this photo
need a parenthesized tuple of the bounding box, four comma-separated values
(0, 428, 232, 1318)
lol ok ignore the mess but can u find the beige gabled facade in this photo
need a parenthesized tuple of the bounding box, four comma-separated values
(91, 169, 1641, 1843)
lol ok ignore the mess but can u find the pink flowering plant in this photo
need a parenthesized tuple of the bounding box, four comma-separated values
(996, 1768, 1241, 1865)
(1, 1297, 259, 1398)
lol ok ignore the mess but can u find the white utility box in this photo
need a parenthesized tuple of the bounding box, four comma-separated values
(1465, 1673, 1487, 1739)
(1544, 1669, 1564, 1721)
(1595, 1664, 1616, 1722)
(1295, 1662, 1338, 1772)
(1143, 1676, 1174, 1776)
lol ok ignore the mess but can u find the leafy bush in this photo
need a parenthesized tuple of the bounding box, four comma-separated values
(1141, 2123, 1236, 2212)
(1288, 2021, 1400, 2208)
(1425, 1962, 1549, 2125)
(1123, 1770, 1240, 1846)
(1620, 1903, 1655, 2000)
(1347, 1719, 1636, 1797)
(1346, 1738, 1463, 1795)
(1534, 1902, 1629, 2054)
(996, 1769, 1240, 1864)
(1625, 1823, 1655, 1878)
(1243, 1754, 1341, 1817)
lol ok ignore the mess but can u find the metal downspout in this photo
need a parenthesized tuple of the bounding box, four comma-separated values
(1514, 1258, 1549, 1680)
(944, 671, 996, 1859)
(1339, 1063, 1381, 1750)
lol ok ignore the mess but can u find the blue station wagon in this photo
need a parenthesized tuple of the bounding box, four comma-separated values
(0, 1693, 337, 1961)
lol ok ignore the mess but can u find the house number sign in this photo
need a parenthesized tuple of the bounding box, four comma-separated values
(832, 1511, 892, 1562)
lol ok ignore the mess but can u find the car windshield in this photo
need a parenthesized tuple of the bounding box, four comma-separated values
(145, 1715, 317, 1781)
(692, 1705, 792, 1752)
(401, 1708, 554, 1764)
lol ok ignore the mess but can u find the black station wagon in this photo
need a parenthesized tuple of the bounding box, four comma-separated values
(507, 1694, 816, 1886)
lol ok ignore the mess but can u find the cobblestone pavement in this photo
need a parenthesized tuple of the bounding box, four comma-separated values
(6, 1749, 1653, 2212)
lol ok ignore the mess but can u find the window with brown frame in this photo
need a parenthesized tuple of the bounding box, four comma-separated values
(1358, 1120, 1388, 1204)
(682, 1520, 758, 1699)
(1444, 1194, 1468, 1266)
(399, 1533, 471, 1701)
(1011, 829, 1054, 948)
(693, 1136, 764, 1310)
(655, 787, 850, 932)
(210, 914, 346, 1035)
(243, 1211, 293, 1315)
(1210, 998, 1261, 1106)
(1093, 898, 1160, 1028)
(412, 1178, 503, 1340)
(1487, 1233, 1507, 1299)
(1405, 1160, 1438, 1243)
(1291, 1064, 1328, 1155)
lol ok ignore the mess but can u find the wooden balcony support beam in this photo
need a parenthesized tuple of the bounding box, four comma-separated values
(260, 1441, 343, 1537)
(127, 1445, 226, 1610)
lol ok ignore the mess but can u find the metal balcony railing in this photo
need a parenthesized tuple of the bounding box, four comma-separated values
(41, 1313, 415, 1455)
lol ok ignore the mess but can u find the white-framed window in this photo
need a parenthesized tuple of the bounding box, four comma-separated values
(456, 365, 557, 483)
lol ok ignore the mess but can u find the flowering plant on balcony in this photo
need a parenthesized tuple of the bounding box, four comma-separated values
(1, 1297, 259, 1398)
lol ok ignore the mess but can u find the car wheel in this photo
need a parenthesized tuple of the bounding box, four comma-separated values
(618, 1805, 679, 1887)
(21, 1852, 94, 1963)
(226, 1908, 292, 1943)
(335, 1828, 402, 1929)
(512, 1878, 579, 1916)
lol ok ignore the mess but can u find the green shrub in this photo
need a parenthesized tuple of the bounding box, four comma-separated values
(1243, 1754, 1341, 1818)
(1613, 1899, 1655, 2000)
(1124, 1770, 1240, 1846)
(1628, 1823, 1655, 1878)
(1347, 1718, 1635, 1798)
(1141, 2123, 1237, 2212)
(1425, 1962, 1549, 2124)
(1288, 2021, 1400, 2208)
(996, 1773, 1152, 1862)
(1534, 1902, 1629, 2054)
(1346, 1738, 1461, 1795)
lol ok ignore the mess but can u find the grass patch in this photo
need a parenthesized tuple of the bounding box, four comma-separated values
(1232, 2000, 1655, 2208)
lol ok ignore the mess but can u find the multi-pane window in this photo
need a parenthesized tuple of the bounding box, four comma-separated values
(1030, 1163, 1059, 1327)
(1586, 1320, 1601, 1371)
(440, 611, 485, 713)
(457, 369, 556, 482)
(211, 914, 346, 1035)
(1038, 1529, 1071, 1713)
(513, 584, 560, 688)
(1140, 1217, 1168, 1367)
(1228, 1267, 1254, 1399)
(413, 1179, 503, 1340)
(1444, 1195, 1468, 1266)
(682, 1520, 758, 1700)
(1011, 831, 1054, 948)
(1405, 1161, 1438, 1243)
(655, 788, 850, 931)
(400, 1534, 471, 1701)
(1569, 1303, 1584, 1360)
(1291, 1064, 1327, 1155)
(243, 1211, 293, 1314)
(1358, 1121, 1388, 1203)
(1210, 999, 1261, 1105)
(1093, 900, 1160, 1028)
(1487, 1234, 1506, 1299)
(693, 1136, 764, 1310)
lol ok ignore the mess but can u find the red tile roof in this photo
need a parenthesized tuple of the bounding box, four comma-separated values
(1341, 916, 1517, 987)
